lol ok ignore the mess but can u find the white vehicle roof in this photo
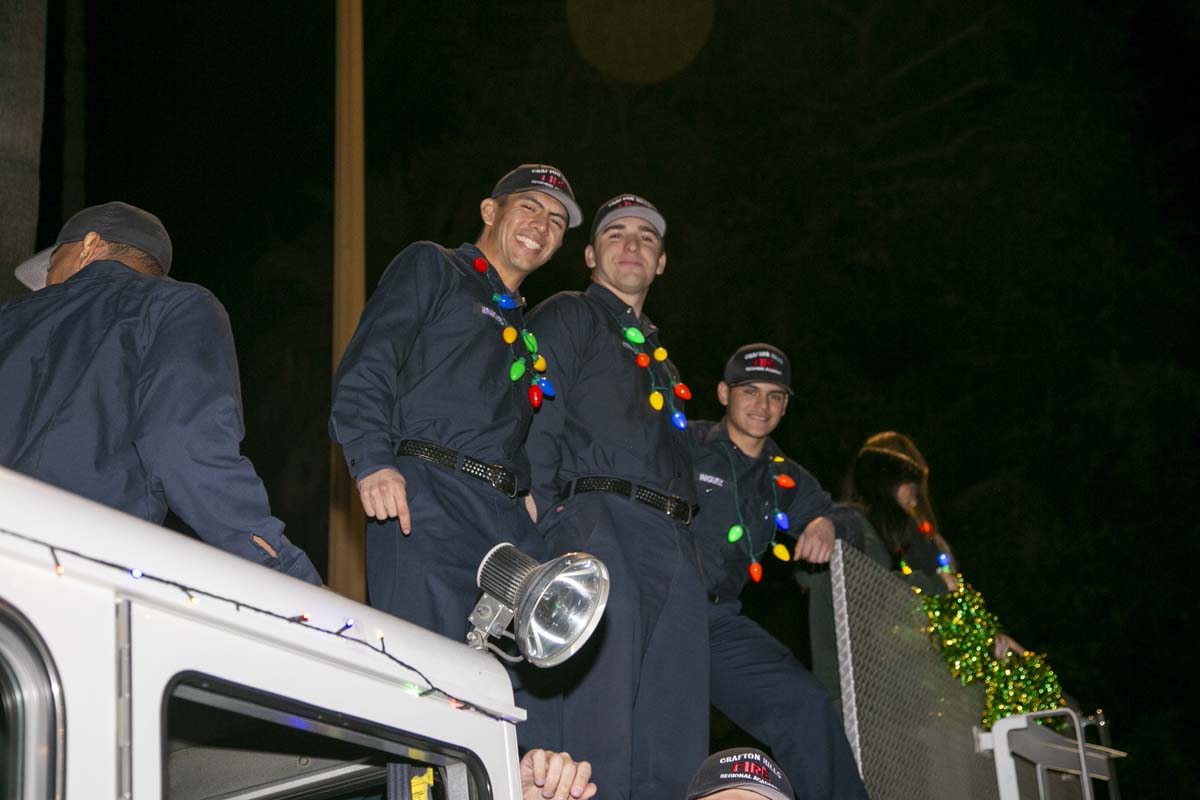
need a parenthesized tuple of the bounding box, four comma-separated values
(0, 465, 522, 722)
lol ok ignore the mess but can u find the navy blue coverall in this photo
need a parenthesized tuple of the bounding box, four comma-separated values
(0, 260, 321, 584)
(329, 242, 555, 744)
(526, 283, 709, 800)
(687, 420, 870, 800)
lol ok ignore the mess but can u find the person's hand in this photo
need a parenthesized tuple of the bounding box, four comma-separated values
(939, 571, 960, 592)
(357, 468, 411, 532)
(793, 516, 836, 563)
(993, 633, 1025, 660)
(525, 493, 539, 523)
(520, 749, 597, 800)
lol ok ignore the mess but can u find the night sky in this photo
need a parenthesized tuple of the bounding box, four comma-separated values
(24, 1, 1199, 795)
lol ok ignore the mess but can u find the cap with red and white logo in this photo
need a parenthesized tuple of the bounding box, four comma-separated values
(685, 748, 794, 800)
(723, 343, 793, 395)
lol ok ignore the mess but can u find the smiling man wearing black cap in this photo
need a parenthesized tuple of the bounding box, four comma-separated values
(525, 193, 708, 800)
(328, 163, 581, 748)
(686, 344, 869, 800)
(0, 202, 321, 584)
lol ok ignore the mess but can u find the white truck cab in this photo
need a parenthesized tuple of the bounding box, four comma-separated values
(0, 466, 525, 799)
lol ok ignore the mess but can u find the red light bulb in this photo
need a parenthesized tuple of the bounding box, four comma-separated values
(748, 562, 763, 583)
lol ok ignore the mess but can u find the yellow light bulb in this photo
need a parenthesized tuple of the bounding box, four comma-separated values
(653, 346, 668, 361)
(502, 326, 518, 344)
(533, 355, 547, 372)
(649, 391, 664, 411)
(772, 543, 791, 561)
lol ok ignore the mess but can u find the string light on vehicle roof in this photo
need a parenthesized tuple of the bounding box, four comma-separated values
(0, 524, 508, 721)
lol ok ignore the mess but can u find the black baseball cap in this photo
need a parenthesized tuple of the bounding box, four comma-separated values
(589, 193, 667, 242)
(723, 343, 793, 395)
(491, 164, 583, 228)
(14, 201, 173, 291)
(686, 748, 795, 800)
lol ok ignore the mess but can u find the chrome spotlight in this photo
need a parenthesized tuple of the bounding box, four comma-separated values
(467, 543, 610, 668)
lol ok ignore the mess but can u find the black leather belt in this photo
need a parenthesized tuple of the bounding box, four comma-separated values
(396, 439, 520, 498)
(561, 476, 695, 525)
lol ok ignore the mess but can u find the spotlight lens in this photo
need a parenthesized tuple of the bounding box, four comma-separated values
(515, 554, 610, 667)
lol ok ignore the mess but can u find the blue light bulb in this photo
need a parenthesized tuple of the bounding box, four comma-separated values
(537, 377, 556, 397)
(774, 510, 790, 531)
(496, 294, 517, 310)
(937, 552, 951, 567)
(671, 410, 687, 430)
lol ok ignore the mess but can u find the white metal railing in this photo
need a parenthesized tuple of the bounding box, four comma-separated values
(829, 541, 1125, 799)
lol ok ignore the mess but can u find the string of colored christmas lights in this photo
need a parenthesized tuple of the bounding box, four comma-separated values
(718, 446, 796, 583)
(605, 310, 690, 429)
(918, 576, 1065, 729)
(897, 516, 952, 576)
(0, 524, 513, 723)
(473, 257, 554, 408)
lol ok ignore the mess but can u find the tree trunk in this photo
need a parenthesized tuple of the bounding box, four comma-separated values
(0, 0, 47, 302)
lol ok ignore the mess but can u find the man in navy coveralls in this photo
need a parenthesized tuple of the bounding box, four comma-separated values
(688, 344, 869, 800)
(525, 194, 709, 800)
(1, 202, 321, 584)
(329, 165, 582, 747)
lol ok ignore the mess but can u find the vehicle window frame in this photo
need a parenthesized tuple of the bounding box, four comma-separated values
(0, 598, 66, 800)
(160, 670, 494, 800)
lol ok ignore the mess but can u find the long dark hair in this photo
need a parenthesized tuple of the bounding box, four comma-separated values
(842, 432, 955, 569)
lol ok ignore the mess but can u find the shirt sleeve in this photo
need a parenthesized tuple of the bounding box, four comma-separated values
(784, 463, 865, 549)
(525, 294, 586, 514)
(131, 287, 322, 585)
(328, 244, 450, 482)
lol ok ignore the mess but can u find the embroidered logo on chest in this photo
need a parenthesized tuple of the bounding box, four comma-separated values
(697, 472, 725, 488)
(478, 304, 505, 326)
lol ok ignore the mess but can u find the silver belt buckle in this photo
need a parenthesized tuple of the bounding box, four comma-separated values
(489, 465, 516, 498)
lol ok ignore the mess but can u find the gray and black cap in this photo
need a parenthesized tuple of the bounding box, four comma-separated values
(589, 193, 666, 242)
(491, 164, 583, 228)
(14, 201, 173, 291)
